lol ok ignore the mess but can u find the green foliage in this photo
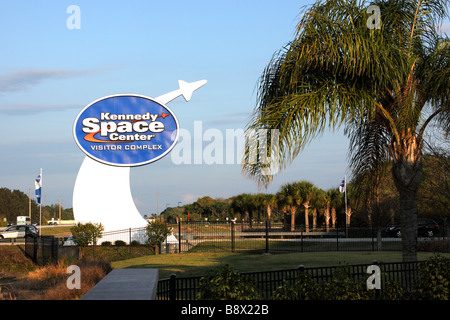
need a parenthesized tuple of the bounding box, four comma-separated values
(70, 222, 104, 247)
(114, 240, 126, 247)
(379, 281, 405, 300)
(319, 268, 373, 300)
(0, 187, 74, 226)
(413, 254, 450, 300)
(272, 272, 320, 300)
(197, 264, 261, 300)
(101, 241, 112, 246)
(130, 240, 140, 246)
(145, 220, 172, 247)
(272, 255, 450, 300)
(0, 188, 39, 223)
(272, 268, 373, 300)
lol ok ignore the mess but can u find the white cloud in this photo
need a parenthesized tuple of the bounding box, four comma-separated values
(438, 22, 450, 35)
(182, 193, 198, 204)
(0, 68, 96, 93)
(0, 103, 82, 115)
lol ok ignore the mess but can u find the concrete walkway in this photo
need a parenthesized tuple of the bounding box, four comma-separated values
(81, 268, 159, 300)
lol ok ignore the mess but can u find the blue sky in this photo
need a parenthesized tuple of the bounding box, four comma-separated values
(0, 1, 447, 217)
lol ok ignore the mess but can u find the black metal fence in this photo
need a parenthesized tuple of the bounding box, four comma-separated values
(24, 236, 60, 265)
(76, 221, 449, 256)
(19, 220, 448, 264)
(166, 221, 449, 254)
(157, 260, 421, 300)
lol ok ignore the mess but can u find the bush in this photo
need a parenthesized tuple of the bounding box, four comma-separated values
(130, 240, 140, 246)
(70, 222, 104, 247)
(114, 240, 126, 247)
(197, 264, 260, 300)
(318, 267, 373, 300)
(146, 221, 172, 253)
(272, 267, 372, 300)
(272, 272, 320, 300)
(412, 254, 450, 300)
(101, 241, 112, 246)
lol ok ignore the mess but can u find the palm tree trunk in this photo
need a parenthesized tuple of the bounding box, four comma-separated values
(346, 207, 351, 227)
(325, 207, 330, 232)
(303, 203, 310, 232)
(290, 207, 296, 232)
(312, 209, 317, 230)
(331, 208, 336, 228)
(391, 134, 423, 262)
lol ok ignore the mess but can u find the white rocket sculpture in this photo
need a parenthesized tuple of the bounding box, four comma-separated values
(72, 80, 206, 232)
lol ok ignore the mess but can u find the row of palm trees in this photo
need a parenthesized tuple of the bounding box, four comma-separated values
(231, 181, 347, 232)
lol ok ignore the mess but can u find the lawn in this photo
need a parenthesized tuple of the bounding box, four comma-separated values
(39, 226, 73, 236)
(111, 251, 449, 279)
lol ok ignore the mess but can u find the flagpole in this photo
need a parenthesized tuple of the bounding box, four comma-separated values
(343, 175, 346, 236)
(39, 168, 42, 234)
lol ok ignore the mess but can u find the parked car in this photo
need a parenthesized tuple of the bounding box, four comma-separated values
(386, 219, 440, 238)
(0, 224, 39, 239)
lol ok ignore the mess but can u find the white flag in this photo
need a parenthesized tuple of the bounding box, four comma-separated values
(35, 171, 42, 204)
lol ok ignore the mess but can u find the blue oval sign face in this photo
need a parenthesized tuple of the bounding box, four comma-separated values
(73, 94, 179, 167)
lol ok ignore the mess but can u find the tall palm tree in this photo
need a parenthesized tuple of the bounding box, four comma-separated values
(329, 188, 344, 228)
(312, 188, 328, 229)
(261, 193, 277, 221)
(243, 0, 450, 262)
(231, 193, 252, 222)
(276, 183, 303, 231)
(295, 181, 318, 232)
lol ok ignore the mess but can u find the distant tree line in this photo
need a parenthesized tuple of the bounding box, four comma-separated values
(161, 153, 448, 229)
(0, 187, 74, 226)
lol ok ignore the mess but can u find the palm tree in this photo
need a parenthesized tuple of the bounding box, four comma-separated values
(295, 181, 318, 232)
(261, 193, 277, 222)
(312, 188, 328, 230)
(276, 183, 303, 231)
(243, 0, 450, 262)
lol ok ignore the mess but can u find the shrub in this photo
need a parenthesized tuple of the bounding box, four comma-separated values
(101, 241, 112, 246)
(318, 267, 373, 300)
(114, 240, 126, 247)
(130, 240, 140, 246)
(70, 222, 104, 247)
(379, 280, 406, 300)
(412, 254, 450, 300)
(197, 264, 260, 300)
(272, 272, 320, 300)
(146, 220, 172, 247)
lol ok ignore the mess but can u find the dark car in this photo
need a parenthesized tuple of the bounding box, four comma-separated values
(0, 224, 40, 239)
(386, 218, 440, 238)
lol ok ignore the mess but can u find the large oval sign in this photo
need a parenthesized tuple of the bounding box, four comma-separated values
(73, 94, 179, 167)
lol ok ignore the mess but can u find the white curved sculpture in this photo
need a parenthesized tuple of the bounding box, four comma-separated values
(73, 80, 207, 232)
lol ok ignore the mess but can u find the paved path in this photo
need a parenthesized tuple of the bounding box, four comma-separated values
(81, 268, 159, 300)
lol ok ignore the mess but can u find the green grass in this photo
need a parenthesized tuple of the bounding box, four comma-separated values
(39, 226, 72, 236)
(111, 251, 449, 279)
(189, 240, 403, 252)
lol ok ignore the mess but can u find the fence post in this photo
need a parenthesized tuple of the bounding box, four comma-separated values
(265, 220, 269, 253)
(336, 226, 339, 251)
(231, 221, 235, 252)
(169, 273, 177, 301)
(300, 226, 303, 252)
(33, 236, 38, 264)
(129, 228, 132, 257)
(92, 234, 95, 258)
(178, 220, 182, 253)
